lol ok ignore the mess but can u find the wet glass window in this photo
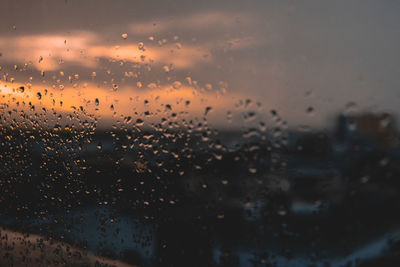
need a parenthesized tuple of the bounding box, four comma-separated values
(1, 0, 400, 266)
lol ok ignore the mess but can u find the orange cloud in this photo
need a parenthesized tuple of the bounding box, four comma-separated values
(88, 43, 210, 68)
(0, 31, 98, 71)
(0, 11, 263, 73)
(0, 79, 255, 129)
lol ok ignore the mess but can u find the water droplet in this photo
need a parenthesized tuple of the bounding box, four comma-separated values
(347, 119, 357, 131)
(245, 99, 252, 107)
(163, 65, 170, 73)
(95, 98, 99, 106)
(248, 167, 257, 174)
(227, 111, 232, 122)
(344, 101, 358, 115)
(124, 116, 132, 123)
(273, 127, 282, 137)
(205, 106, 212, 116)
(121, 33, 128, 39)
(259, 121, 267, 131)
(244, 111, 256, 121)
(380, 157, 389, 166)
(278, 210, 287, 216)
(361, 176, 369, 183)
(172, 81, 182, 89)
(36, 92, 42, 100)
(380, 113, 392, 128)
(138, 42, 145, 50)
(136, 118, 144, 126)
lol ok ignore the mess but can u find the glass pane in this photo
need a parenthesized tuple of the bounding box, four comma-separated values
(1, 0, 400, 266)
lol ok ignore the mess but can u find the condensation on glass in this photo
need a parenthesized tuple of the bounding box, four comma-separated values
(1, 1, 400, 266)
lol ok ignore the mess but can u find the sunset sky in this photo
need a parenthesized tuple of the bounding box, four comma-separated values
(1, 0, 400, 130)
